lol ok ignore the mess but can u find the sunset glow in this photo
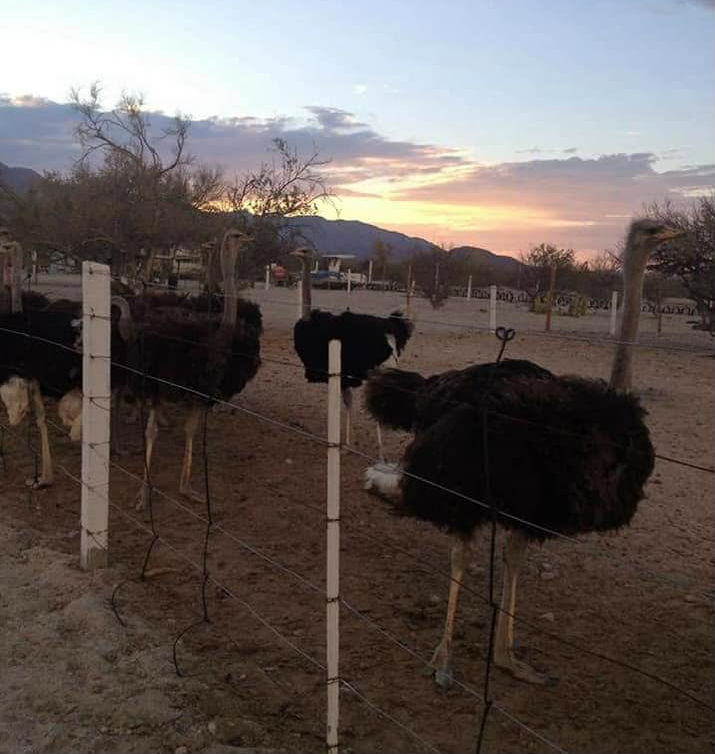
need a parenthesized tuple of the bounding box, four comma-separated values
(1, 0, 712, 255)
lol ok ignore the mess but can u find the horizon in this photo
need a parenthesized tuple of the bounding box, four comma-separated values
(1, 0, 714, 258)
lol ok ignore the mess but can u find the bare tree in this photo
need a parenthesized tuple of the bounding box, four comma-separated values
(225, 138, 333, 277)
(412, 246, 455, 308)
(69, 84, 222, 279)
(518, 243, 575, 311)
(644, 195, 715, 332)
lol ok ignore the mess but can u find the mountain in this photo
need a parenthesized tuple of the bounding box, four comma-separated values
(0, 162, 43, 193)
(284, 215, 436, 258)
(1, 161, 521, 275)
(284, 215, 521, 275)
(450, 245, 524, 277)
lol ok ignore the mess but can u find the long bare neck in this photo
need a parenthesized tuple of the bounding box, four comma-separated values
(609, 241, 648, 392)
(301, 255, 312, 320)
(220, 236, 240, 329)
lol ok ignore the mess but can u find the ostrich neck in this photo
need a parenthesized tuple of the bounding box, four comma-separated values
(301, 256, 312, 320)
(220, 240, 239, 329)
(609, 248, 647, 392)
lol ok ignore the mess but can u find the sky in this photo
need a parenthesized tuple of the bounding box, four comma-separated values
(1, 0, 714, 257)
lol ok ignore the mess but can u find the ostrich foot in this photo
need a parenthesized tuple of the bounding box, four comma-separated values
(25, 475, 53, 489)
(180, 483, 207, 504)
(494, 650, 550, 685)
(428, 640, 454, 690)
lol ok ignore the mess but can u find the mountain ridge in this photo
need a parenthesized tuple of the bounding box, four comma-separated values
(0, 161, 520, 274)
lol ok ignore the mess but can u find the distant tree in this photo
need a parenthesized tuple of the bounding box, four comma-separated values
(69, 84, 223, 279)
(225, 138, 333, 278)
(1, 90, 333, 287)
(644, 195, 715, 332)
(518, 243, 576, 310)
(412, 245, 455, 308)
(370, 239, 393, 284)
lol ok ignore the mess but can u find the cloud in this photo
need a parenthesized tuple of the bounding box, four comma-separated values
(353, 84, 368, 96)
(381, 152, 715, 251)
(1, 95, 712, 254)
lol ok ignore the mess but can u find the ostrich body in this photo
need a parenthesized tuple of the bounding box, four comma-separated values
(291, 247, 413, 452)
(127, 229, 262, 508)
(0, 307, 81, 486)
(363, 219, 681, 686)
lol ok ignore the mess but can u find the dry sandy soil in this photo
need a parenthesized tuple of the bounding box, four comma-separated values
(1, 287, 713, 754)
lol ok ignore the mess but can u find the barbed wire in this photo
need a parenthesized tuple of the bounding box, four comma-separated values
(68, 427, 715, 711)
(2, 408, 712, 751)
(49, 456, 454, 754)
(2, 306, 712, 476)
(2, 297, 713, 732)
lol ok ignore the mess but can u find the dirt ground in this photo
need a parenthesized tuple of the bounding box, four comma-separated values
(1, 289, 713, 754)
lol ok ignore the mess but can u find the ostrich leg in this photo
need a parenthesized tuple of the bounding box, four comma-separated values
(376, 422, 384, 461)
(179, 404, 206, 502)
(27, 380, 53, 488)
(493, 529, 548, 684)
(429, 536, 472, 689)
(136, 407, 158, 511)
(342, 388, 353, 446)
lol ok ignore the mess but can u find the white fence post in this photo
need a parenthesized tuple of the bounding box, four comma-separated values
(489, 284, 497, 333)
(326, 339, 341, 754)
(609, 290, 618, 336)
(81, 261, 111, 570)
(347, 268, 352, 295)
(467, 274, 472, 301)
(368, 259, 373, 284)
(264, 265, 270, 291)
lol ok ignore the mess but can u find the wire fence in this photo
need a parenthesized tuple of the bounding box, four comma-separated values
(105, 272, 714, 356)
(1, 262, 713, 753)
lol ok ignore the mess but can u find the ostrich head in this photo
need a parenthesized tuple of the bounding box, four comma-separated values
(609, 218, 684, 392)
(622, 218, 684, 277)
(289, 246, 314, 260)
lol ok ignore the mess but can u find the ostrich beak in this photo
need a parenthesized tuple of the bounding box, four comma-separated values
(290, 248, 313, 259)
(655, 227, 686, 242)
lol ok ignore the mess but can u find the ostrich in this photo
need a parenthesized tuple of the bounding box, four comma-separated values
(0, 292, 131, 481)
(0, 305, 82, 487)
(291, 247, 413, 455)
(363, 218, 682, 686)
(125, 228, 262, 509)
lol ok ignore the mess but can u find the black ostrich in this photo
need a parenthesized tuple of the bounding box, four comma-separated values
(291, 247, 413, 455)
(0, 291, 89, 486)
(0, 292, 131, 484)
(363, 218, 682, 686)
(124, 228, 262, 508)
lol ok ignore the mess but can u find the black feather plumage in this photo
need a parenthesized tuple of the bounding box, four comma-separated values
(0, 309, 81, 397)
(126, 302, 262, 405)
(365, 360, 654, 541)
(294, 309, 413, 390)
